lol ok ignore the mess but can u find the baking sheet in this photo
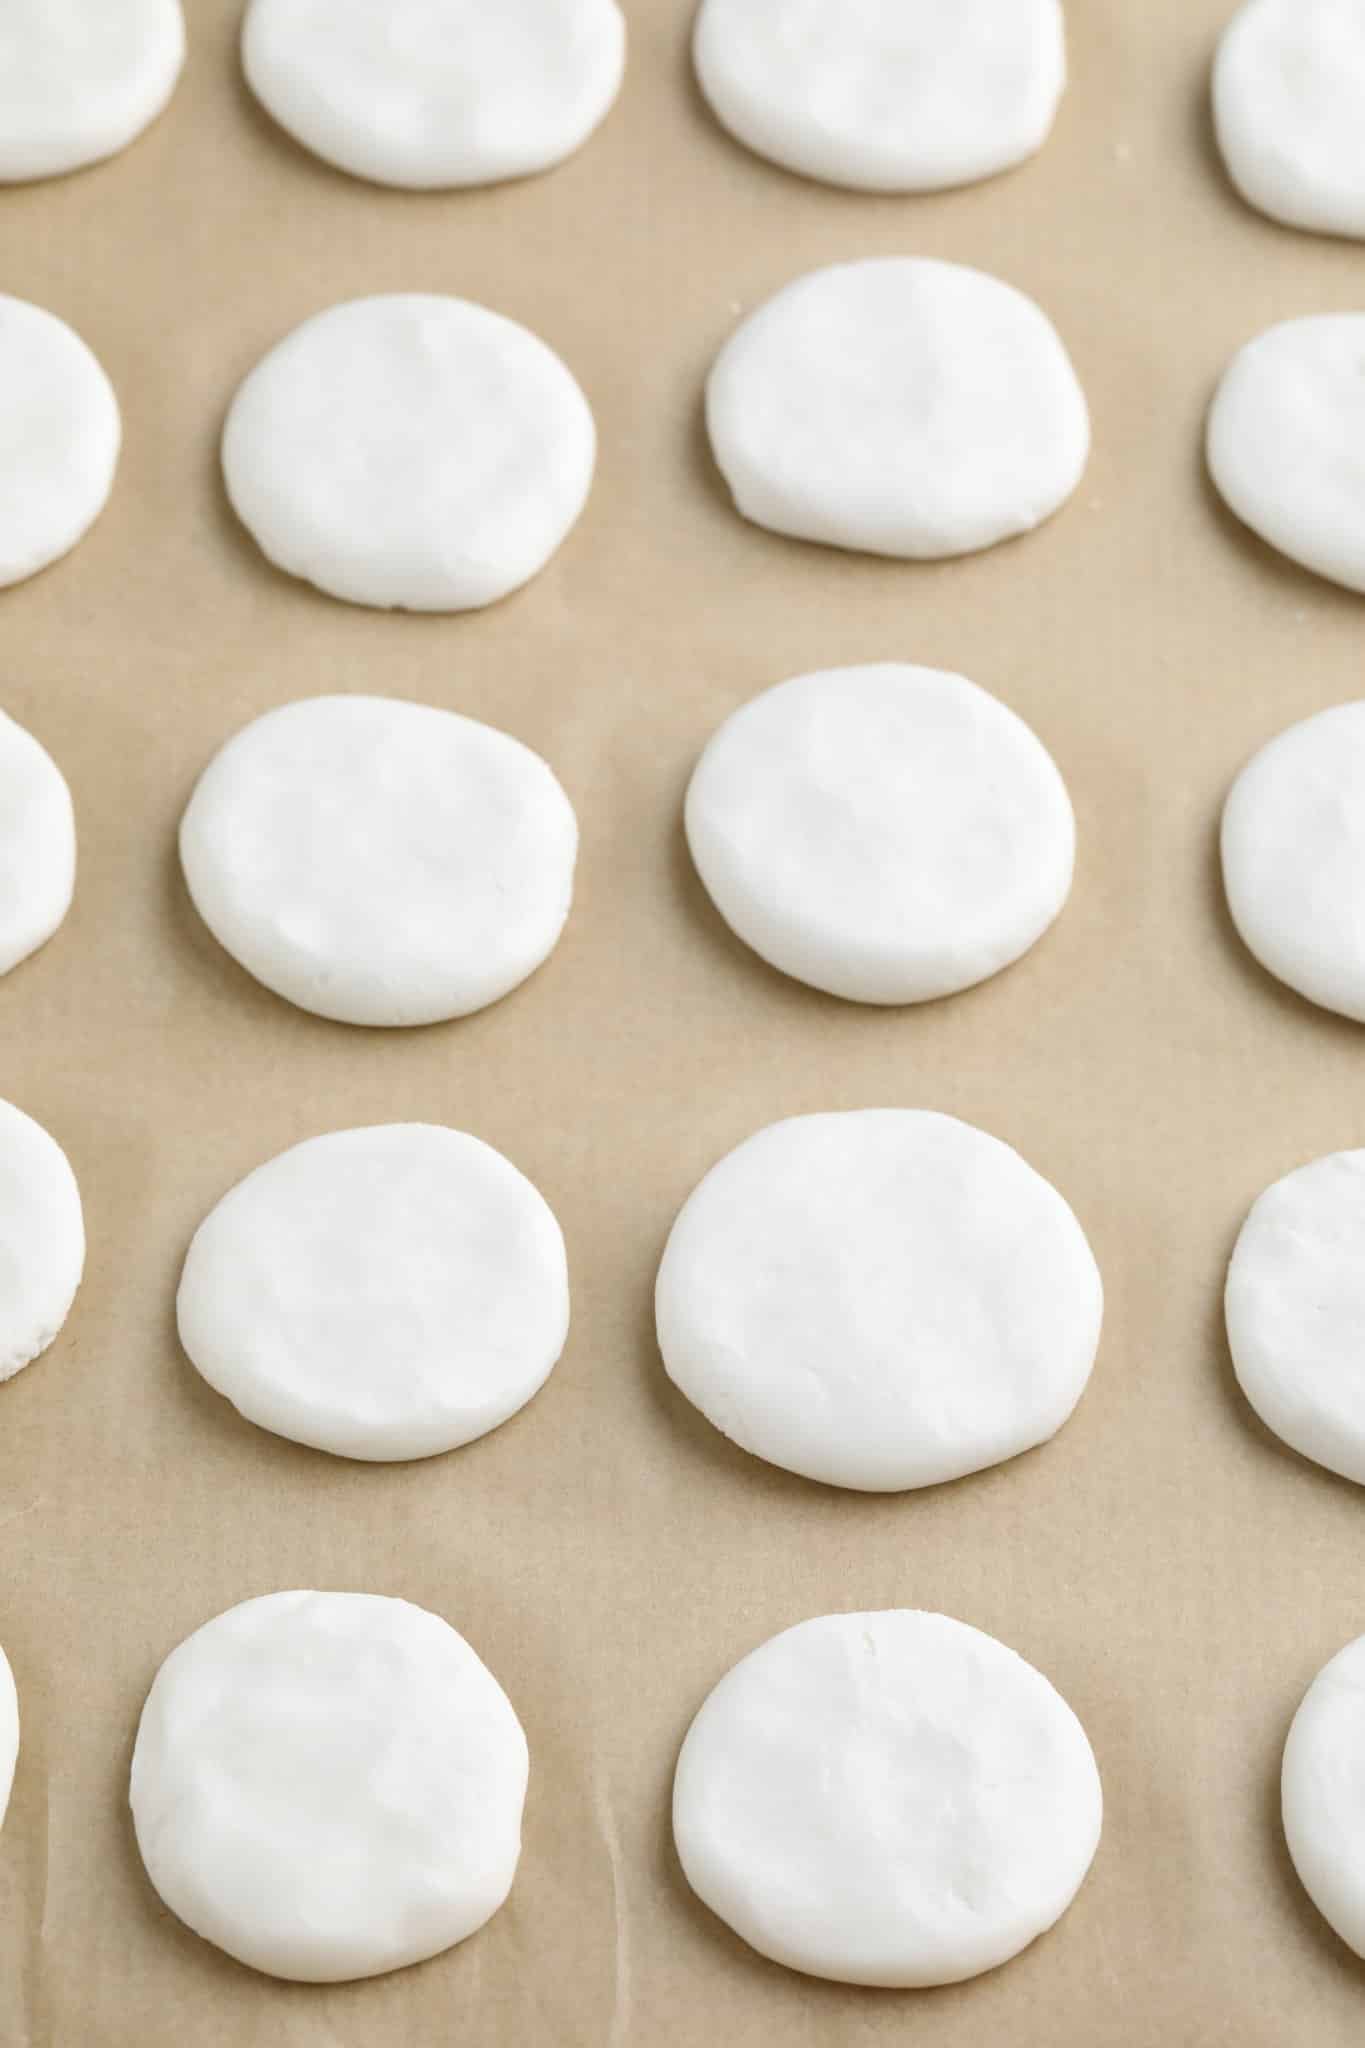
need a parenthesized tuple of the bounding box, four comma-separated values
(4, 2, 1365, 2041)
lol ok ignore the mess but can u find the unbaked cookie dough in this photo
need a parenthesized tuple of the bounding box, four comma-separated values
(0, 711, 75, 977)
(656, 1110, 1102, 1491)
(1214, 0, 1365, 238)
(0, 0, 184, 182)
(131, 1591, 528, 1982)
(707, 259, 1089, 560)
(1221, 701, 1365, 1020)
(1283, 1632, 1365, 1960)
(0, 1099, 84, 1385)
(178, 1125, 570, 1461)
(0, 1647, 16, 1832)
(222, 294, 595, 611)
(694, 0, 1065, 193)
(0, 297, 120, 589)
(674, 1609, 1102, 1987)
(243, 0, 626, 189)
(179, 694, 578, 1027)
(685, 664, 1074, 1004)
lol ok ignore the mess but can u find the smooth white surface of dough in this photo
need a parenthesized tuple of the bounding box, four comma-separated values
(1214, 0, 1365, 238)
(685, 664, 1074, 1004)
(179, 695, 578, 1027)
(0, 1098, 84, 1385)
(706, 259, 1088, 560)
(1208, 316, 1365, 593)
(655, 1110, 1102, 1492)
(0, 296, 120, 589)
(1283, 1632, 1365, 1961)
(0, 1647, 16, 1832)
(694, 0, 1065, 193)
(674, 1609, 1103, 1987)
(1221, 701, 1365, 1020)
(0, 0, 184, 182)
(131, 1592, 528, 1983)
(222, 294, 595, 611)
(0, 711, 75, 977)
(243, 0, 626, 189)
(178, 1125, 570, 1461)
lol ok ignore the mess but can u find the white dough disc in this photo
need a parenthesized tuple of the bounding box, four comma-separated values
(0, 711, 75, 977)
(694, 0, 1065, 193)
(1207, 316, 1365, 593)
(179, 695, 578, 1027)
(1214, 0, 1365, 239)
(0, 1646, 16, 1832)
(0, 297, 120, 589)
(0, 1099, 84, 1385)
(243, 0, 625, 190)
(1221, 701, 1365, 1021)
(656, 1110, 1102, 1492)
(0, 0, 184, 183)
(131, 1591, 528, 1983)
(685, 664, 1074, 1004)
(1283, 1632, 1365, 1961)
(706, 259, 1089, 561)
(222, 294, 595, 612)
(178, 1125, 569, 1461)
(674, 1610, 1102, 1987)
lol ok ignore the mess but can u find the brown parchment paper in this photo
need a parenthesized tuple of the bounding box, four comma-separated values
(4, 2, 1365, 2041)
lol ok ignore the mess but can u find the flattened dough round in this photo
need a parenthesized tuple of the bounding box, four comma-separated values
(656, 1110, 1102, 1492)
(178, 1125, 569, 1461)
(0, 0, 184, 183)
(1214, 0, 1365, 238)
(222, 294, 595, 611)
(131, 1591, 528, 1983)
(694, 0, 1065, 193)
(674, 1609, 1102, 1986)
(706, 259, 1089, 560)
(179, 695, 578, 1027)
(685, 664, 1074, 1004)
(0, 297, 120, 589)
(243, 0, 625, 189)
(0, 1647, 16, 1831)
(0, 711, 75, 977)
(1221, 701, 1365, 1020)
(1208, 316, 1365, 593)
(1283, 1632, 1365, 1960)
(0, 1099, 84, 1385)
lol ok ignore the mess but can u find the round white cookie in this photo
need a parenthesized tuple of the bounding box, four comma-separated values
(1221, 701, 1365, 1021)
(0, 1099, 84, 1385)
(178, 1125, 570, 1461)
(0, 1646, 16, 1831)
(0, 712, 75, 977)
(707, 259, 1089, 561)
(222, 294, 595, 611)
(243, 0, 626, 190)
(0, 0, 184, 183)
(674, 1609, 1102, 1987)
(1208, 316, 1365, 593)
(131, 1591, 528, 1983)
(1283, 1632, 1365, 1960)
(685, 664, 1074, 1004)
(656, 1110, 1102, 1492)
(0, 297, 120, 589)
(694, 0, 1065, 193)
(179, 695, 578, 1027)
(1214, 0, 1365, 239)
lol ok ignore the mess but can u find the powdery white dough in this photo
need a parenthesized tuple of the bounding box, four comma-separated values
(685, 664, 1074, 1005)
(0, 711, 75, 977)
(1221, 701, 1365, 1021)
(1214, 0, 1365, 238)
(673, 1609, 1102, 1987)
(0, 1099, 84, 1385)
(179, 695, 578, 1028)
(694, 0, 1065, 193)
(1283, 1632, 1365, 1961)
(0, 1647, 16, 1832)
(656, 1110, 1102, 1492)
(707, 259, 1089, 561)
(0, 297, 120, 589)
(243, 0, 625, 190)
(178, 1125, 569, 1461)
(0, 0, 184, 183)
(222, 295, 595, 612)
(131, 1592, 528, 1983)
